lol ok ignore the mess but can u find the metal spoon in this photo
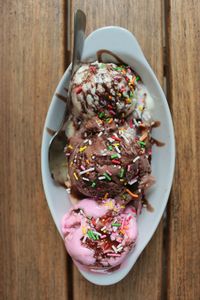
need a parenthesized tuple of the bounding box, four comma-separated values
(48, 9, 86, 180)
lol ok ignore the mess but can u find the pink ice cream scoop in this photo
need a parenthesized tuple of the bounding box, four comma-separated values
(61, 198, 138, 272)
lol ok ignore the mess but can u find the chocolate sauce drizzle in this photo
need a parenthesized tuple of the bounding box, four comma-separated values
(46, 127, 56, 136)
(97, 49, 126, 65)
(56, 93, 68, 103)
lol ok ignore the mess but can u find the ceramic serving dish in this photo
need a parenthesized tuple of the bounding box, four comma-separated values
(41, 26, 175, 285)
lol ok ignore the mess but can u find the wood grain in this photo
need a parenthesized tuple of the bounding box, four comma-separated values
(0, 1, 68, 299)
(166, 0, 200, 299)
(71, 1, 164, 299)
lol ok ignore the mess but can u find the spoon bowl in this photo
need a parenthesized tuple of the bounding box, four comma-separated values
(41, 26, 175, 285)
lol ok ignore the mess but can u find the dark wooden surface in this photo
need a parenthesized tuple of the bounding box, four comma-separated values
(0, 1, 68, 300)
(0, 0, 199, 299)
(166, 0, 200, 299)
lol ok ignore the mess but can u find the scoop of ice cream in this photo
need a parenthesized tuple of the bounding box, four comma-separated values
(61, 198, 137, 271)
(65, 120, 153, 200)
(69, 62, 139, 121)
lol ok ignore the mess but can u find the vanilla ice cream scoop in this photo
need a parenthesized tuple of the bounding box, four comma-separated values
(69, 61, 140, 120)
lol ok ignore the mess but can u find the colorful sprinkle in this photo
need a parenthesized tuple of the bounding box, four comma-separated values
(93, 231, 101, 237)
(101, 226, 107, 231)
(138, 105, 143, 111)
(128, 178, 138, 185)
(82, 227, 87, 235)
(109, 110, 116, 116)
(119, 168, 125, 178)
(66, 188, 71, 194)
(114, 67, 123, 71)
(121, 133, 129, 144)
(104, 200, 113, 209)
(101, 235, 107, 239)
(112, 223, 121, 227)
(140, 132, 148, 141)
(82, 177, 90, 182)
(133, 119, 139, 127)
(98, 112, 105, 119)
(138, 141, 146, 147)
(107, 253, 121, 257)
(136, 76, 140, 82)
(91, 182, 96, 188)
(115, 145, 121, 153)
(88, 230, 96, 240)
(112, 135, 121, 142)
(104, 193, 109, 199)
(111, 153, 120, 159)
(103, 172, 112, 181)
(112, 245, 118, 253)
(82, 236, 87, 243)
(126, 189, 139, 198)
(107, 137, 115, 143)
(75, 85, 82, 94)
(98, 132, 103, 137)
(126, 98, 132, 104)
(73, 172, 78, 180)
(133, 156, 140, 163)
(79, 167, 95, 175)
(108, 145, 113, 151)
(79, 146, 87, 152)
(112, 159, 121, 165)
(106, 170, 112, 176)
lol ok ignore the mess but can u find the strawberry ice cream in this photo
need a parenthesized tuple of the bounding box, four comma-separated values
(61, 199, 137, 272)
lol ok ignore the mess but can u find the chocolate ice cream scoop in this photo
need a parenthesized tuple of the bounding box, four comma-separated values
(69, 61, 139, 121)
(66, 121, 153, 200)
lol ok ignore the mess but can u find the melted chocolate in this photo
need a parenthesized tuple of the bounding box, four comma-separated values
(56, 93, 68, 103)
(150, 121, 165, 147)
(70, 185, 85, 201)
(150, 137, 165, 147)
(97, 49, 126, 65)
(151, 120, 161, 128)
(144, 199, 154, 212)
(46, 127, 56, 136)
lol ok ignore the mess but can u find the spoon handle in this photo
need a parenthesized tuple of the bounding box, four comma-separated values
(62, 10, 86, 127)
(72, 9, 86, 75)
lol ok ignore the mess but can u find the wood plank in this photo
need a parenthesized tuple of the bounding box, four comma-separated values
(71, 1, 164, 298)
(166, 0, 200, 299)
(0, 1, 68, 299)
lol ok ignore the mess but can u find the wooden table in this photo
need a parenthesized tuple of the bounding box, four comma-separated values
(1, 1, 200, 299)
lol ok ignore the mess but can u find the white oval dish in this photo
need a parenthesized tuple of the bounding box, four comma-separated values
(41, 26, 175, 285)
